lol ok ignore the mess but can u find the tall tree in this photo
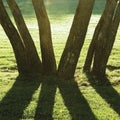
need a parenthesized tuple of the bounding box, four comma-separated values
(58, 0, 95, 79)
(1, 0, 119, 81)
(32, 0, 56, 75)
(6, 0, 42, 76)
(0, 0, 57, 77)
(84, 0, 120, 78)
(0, 0, 42, 77)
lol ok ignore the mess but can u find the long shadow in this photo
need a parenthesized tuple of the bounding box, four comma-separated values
(106, 65, 120, 71)
(86, 72, 120, 115)
(0, 77, 41, 120)
(2, 74, 119, 119)
(35, 77, 57, 120)
(58, 79, 98, 120)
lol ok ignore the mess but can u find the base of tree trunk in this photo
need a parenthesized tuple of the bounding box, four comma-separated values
(17, 73, 42, 80)
(85, 72, 109, 86)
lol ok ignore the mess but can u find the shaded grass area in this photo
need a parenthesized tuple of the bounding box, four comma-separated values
(86, 73, 120, 115)
(0, 42, 120, 120)
(0, 14, 120, 119)
(0, 79, 41, 120)
(0, 76, 120, 120)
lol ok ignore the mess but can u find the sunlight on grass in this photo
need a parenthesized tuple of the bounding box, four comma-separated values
(0, 10, 120, 119)
(23, 85, 42, 119)
(53, 88, 71, 120)
(81, 86, 120, 119)
(0, 80, 15, 101)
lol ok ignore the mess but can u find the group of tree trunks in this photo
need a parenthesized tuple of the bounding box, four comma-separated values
(84, 0, 120, 78)
(0, 0, 120, 81)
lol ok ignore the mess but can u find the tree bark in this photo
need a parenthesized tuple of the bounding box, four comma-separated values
(83, 17, 104, 72)
(92, 0, 120, 77)
(84, 0, 120, 78)
(0, 0, 42, 77)
(0, 0, 25, 74)
(58, 0, 95, 79)
(32, 0, 56, 75)
(6, 0, 42, 75)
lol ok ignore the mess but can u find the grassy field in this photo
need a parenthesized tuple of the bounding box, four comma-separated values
(0, 13, 120, 120)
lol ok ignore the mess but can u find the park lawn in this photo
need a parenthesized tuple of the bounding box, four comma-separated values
(0, 15, 120, 120)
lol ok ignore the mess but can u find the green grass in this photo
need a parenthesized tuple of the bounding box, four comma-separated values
(0, 14, 120, 120)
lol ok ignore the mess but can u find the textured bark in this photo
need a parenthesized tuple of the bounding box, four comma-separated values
(58, 0, 95, 79)
(92, 0, 120, 77)
(83, 18, 104, 72)
(84, 0, 120, 78)
(0, 0, 25, 74)
(1, 0, 119, 80)
(32, 0, 56, 75)
(0, 0, 42, 76)
(6, 0, 42, 75)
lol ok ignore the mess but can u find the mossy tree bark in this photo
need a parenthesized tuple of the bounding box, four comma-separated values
(58, 0, 95, 79)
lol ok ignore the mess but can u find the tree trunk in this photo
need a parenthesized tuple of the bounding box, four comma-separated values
(0, 0, 25, 74)
(6, 0, 42, 75)
(84, 0, 120, 78)
(0, 0, 42, 77)
(58, 0, 95, 79)
(83, 18, 104, 72)
(92, 0, 120, 77)
(32, 0, 56, 75)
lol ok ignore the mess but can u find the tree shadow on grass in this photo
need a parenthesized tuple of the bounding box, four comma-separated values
(35, 77, 57, 120)
(85, 72, 120, 116)
(2, 75, 114, 119)
(106, 65, 120, 71)
(58, 79, 98, 120)
(0, 76, 41, 120)
(34, 77, 98, 120)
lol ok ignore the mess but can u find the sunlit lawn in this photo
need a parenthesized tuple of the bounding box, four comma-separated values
(0, 14, 120, 120)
